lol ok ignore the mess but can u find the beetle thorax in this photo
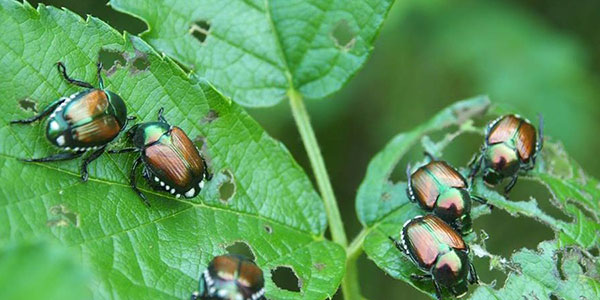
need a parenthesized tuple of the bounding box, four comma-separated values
(432, 250, 469, 295)
(434, 188, 471, 220)
(486, 143, 519, 177)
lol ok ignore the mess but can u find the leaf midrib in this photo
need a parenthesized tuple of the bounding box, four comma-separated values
(0, 152, 321, 239)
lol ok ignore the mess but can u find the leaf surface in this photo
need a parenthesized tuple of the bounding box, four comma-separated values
(0, 2, 344, 299)
(0, 240, 92, 300)
(109, 0, 394, 106)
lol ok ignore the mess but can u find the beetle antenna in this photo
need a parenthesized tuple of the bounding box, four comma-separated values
(96, 62, 104, 89)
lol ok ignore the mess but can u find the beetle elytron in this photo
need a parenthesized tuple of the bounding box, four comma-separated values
(407, 153, 486, 235)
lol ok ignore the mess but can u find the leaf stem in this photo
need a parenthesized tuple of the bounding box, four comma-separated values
(288, 88, 348, 247)
(341, 228, 369, 300)
(347, 228, 368, 261)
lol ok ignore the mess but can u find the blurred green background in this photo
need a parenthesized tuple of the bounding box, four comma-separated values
(24, 0, 600, 299)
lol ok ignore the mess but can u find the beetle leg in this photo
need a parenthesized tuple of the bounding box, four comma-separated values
(80, 146, 106, 182)
(121, 115, 137, 133)
(131, 157, 150, 207)
(432, 280, 443, 300)
(108, 147, 139, 154)
(468, 153, 484, 186)
(388, 236, 407, 253)
(471, 195, 487, 204)
(423, 151, 438, 162)
(202, 155, 213, 181)
(410, 273, 432, 281)
(96, 62, 104, 89)
(21, 151, 83, 163)
(468, 261, 479, 285)
(157, 107, 169, 124)
(504, 174, 518, 196)
(10, 98, 66, 124)
(57, 62, 94, 89)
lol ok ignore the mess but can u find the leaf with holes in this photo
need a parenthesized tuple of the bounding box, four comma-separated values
(109, 0, 395, 107)
(355, 97, 600, 299)
(470, 241, 599, 299)
(0, 1, 344, 299)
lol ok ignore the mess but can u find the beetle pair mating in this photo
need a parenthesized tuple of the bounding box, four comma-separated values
(11, 62, 211, 205)
(191, 254, 266, 300)
(394, 154, 483, 299)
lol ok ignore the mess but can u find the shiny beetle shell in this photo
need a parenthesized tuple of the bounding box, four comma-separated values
(470, 114, 543, 193)
(132, 122, 208, 198)
(192, 255, 265, 300)
(47, 89, 127, 149)
(487, 115, 537, 163)
(407, 161, 474, 234)
(393, 215, 478, 299)
(401, 215, 467, 268)
(11, 62, 133, 182)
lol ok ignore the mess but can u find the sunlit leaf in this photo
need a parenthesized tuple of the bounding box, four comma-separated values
(0, 1, 344, 299)
(110, 0, 395, 107)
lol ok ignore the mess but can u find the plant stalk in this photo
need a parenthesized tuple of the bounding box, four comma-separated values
(288, 88, 348, 247)
(342, 229, 369, 300)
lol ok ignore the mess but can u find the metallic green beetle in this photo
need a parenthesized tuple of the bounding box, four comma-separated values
(11, 62, 134, 181)
(390, 215, 478, 299)
(191, 254, 265, 300)
(110, 108, 211, 206)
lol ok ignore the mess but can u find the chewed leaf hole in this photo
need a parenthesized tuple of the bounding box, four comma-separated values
(555, 251, 566, 280)
(271, 266, 301, 292)
(549, 293, 560, 300)
(132, 57, 150, 72)
(331, 19, 355, 50)
(190, 20, 210, 43)
(201, 109, 219, 124)
(512, 179, 572, 223)
(219, 169, 236, 202)
(226, 241, 255, 261)
(264, 225, 273, 234)
(474, 207, 554, 259)
(18, 98, 37, 112)
(99, 48, 126, 76)
(46, 205, 79, 227)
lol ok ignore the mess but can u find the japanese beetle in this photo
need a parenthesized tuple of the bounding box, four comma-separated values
(469, 114, 543, 194)
(11, 62, 134, 181)
(389, 215, 478, 300)
(191, 254, 265, 300)
(110, 108, 211, 206)
(407, 153, 486, 235)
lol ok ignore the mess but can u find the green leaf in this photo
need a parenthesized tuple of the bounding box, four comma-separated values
(355, 98, 600, 298)
(470, 241, 599, 299)
(109, 0, 395, 107)
(0, 240, 92, 300)
(0, 1, 344, 299)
